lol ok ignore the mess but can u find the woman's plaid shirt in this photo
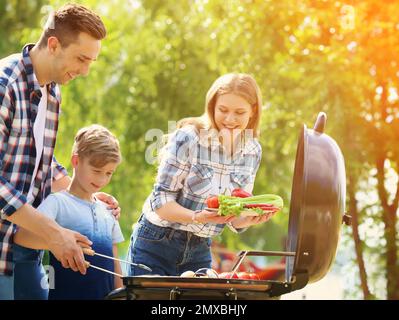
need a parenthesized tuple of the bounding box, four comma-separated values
(0, 44, 67, 275)
(144, 125, 262, 238)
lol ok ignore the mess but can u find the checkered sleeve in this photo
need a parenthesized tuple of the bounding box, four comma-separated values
(253, 140, 262, 175)
(0, 85, 27, 218)
(52, 156, 68, 181)
(227, 140, 263, 234)
(247, 140, 262, 194)
(151, 127, 197, 210)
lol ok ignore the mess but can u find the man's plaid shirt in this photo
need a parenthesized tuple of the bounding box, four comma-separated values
(0, 44, 68, 275)
(144, 125, 262, 238)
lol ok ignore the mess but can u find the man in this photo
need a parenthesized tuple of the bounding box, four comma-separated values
(0, 4, 120, 299)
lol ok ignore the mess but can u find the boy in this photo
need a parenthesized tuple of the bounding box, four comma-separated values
(14, 125, 124, 300)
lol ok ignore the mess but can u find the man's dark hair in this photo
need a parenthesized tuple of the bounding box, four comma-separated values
(37, 3, 106, 48)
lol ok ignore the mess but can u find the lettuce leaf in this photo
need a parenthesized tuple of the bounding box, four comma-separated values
(218, 194, 283, 216)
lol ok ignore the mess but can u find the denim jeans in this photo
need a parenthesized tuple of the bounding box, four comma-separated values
(0, 273, 13, 300)
(12, 244, 48, 300)
(127, 215, 212, 276)
(0, 244, 48, 300)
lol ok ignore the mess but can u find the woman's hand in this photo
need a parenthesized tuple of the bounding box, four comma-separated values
(195, 210, 235, 224)
(95, 192, 121, 219)
(230, 210, 280, 229)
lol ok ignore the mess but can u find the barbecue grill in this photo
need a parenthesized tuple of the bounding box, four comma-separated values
(105, 112, 350, 300)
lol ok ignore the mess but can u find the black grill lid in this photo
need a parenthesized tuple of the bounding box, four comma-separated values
(285, 112, 346, 283)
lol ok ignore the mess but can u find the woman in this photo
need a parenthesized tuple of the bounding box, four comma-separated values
(127, 73, 278, 276)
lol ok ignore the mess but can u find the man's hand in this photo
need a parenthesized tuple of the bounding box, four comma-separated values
(47, 227, 92, 275)
(95, 192, 121, 219)
(6, 204, 92, 274)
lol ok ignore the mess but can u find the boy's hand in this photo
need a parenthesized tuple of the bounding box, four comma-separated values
(95, 192, 121, 219)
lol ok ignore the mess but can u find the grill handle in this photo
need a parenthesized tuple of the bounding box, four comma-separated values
(313, 112, 327, 134)
(343, 213, 352, 226)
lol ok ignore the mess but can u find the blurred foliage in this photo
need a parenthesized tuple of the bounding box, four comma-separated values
(1, 0, 399, 299)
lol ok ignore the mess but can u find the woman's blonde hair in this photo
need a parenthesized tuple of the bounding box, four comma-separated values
(177, 73, 263, 138)
(72, 124, 121, 168)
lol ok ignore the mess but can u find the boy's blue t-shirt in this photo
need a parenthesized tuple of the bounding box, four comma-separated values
(37, 191, 124, 300)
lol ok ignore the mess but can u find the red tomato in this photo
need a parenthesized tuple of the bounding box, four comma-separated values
(219, 272, 238, 279)
(237, 272, 252, 280)
(219, 272, 230, 279)
(248, 273, 260, 280)
(206, 196, 219, 208)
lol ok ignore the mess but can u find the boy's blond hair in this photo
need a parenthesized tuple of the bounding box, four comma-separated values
(72, 124, 121, 167)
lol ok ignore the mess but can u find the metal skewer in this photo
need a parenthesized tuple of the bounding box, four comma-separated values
(231, 250, 248, 275)
(83, 248, 152, 272)
(85, 262, 124, 278)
